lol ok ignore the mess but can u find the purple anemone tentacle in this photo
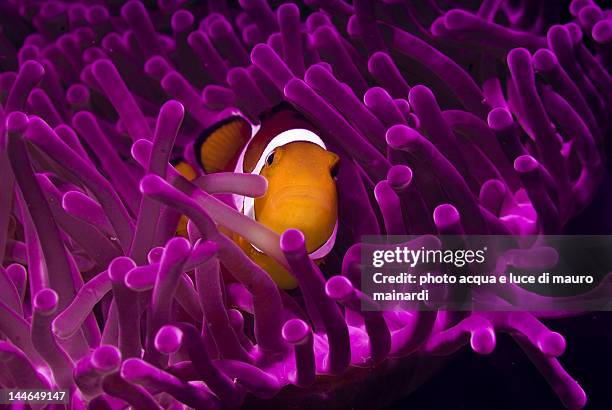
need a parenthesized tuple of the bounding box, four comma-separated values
(281, 229, 350, 375)
(144, 237, 191, 367)
(130, 101, 184, 264)
(0, 341, 49, 389)
(326, 275, 392, 364)
(91, 59, 153, 142)
(72, 111, 141, 214)
(364, 86, 407, 127)
(0, 1, 609, 408)
(25, 116, 135, 252)
(139, 174, 286, 354)
(282, 318, 316, 387)
(7, 112, 77, 309)
(305, 64, 387, 152)
(195, 256, 252, 363)
(386, 124, 486, 234)
(121, 357, 221, 410)
(108, 257, 141, 359)
(278, 3, 305, 78)
(157, 323, 244, 407)
(31, 288, 74, 389)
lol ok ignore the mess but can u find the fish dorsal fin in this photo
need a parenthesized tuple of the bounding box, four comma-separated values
(194, 116, 251, 173)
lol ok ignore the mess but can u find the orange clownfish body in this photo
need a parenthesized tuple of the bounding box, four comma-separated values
(177, 105, 339, 289)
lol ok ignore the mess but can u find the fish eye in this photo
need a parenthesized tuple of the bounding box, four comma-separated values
(266, 151, 275, 166)
(331, 163, 339, 178)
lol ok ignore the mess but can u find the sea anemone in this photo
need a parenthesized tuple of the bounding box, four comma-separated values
(0, 0, 610, 409)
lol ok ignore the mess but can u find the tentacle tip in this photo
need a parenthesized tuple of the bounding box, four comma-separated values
(50, 320, 65, 340)
(532, 49, 558, 72)
(139, 173, 165, 196)
(283, 77, 304, 99)
(91, 58, 115, 76)
(514, 155, 539, 173)
(560, 383, 587, 410)
(121, 0, 145, 18)
(131, 138, 153, 163)
(6, 111, 29, 134)
(387, 165, 413, 191)
(282, 319, 310, 345)
(164, 236, 192, 260)
(312, 24, 336, 45)
(367, 51, 390, 71)
(407, 84, 434, 105)
(433, 204, 460, 227)
(33, 288, 59, 314)
(539, 332, 566, 357)
(592, 19, 612, 44)
(21, 59, 45, 79)
(161, 99, 186, 119)
(91, 345, 122, 374)
(444, 8, 473, 30)
(303, 63, 327, 84)
(208, 19, 232, 38)
(86, 5, 109, 25)
(325, 275, 353, 301)
(120, 358, 148, 382)
(171, 10, 194, 32)
(278, 2, 299, 18)
(108, 256, 137, 282)
(471, 327, 496, 355)
(385, 124, 418, 149)
(280, 228, 306, 253)
(507, 47, 532, 67)
(487, 107, 513, 131)
(155, 325, 183, 355)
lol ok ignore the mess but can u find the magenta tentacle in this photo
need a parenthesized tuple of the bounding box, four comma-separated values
(91, 59, 152, 142)
(121, 358, 221, 410)
(108, 257, 141, 359)
(24, 116, 135, 251)
(278, 3, 305, 78)
(31, 288, 74, 389)
(7, 113, 77, 308)
(0, 341, 49, 389)
(305, 64, 387, 152)
(0, 2, 610, 409)
(281, 229, 350, 375)
(145, 237, 191, 366)
(282, 319, 315, 387)
(140, 174, 285, 354)
(129, 101, 184, 264)
(72, 111, 141, 214)
(195, 256, 252, 363)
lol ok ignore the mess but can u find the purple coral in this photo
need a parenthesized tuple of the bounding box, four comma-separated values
(0, 0, 610, 409)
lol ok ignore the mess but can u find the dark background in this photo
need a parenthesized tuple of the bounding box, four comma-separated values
(387, 312, 611, 409)
(388, 174, 612, 409)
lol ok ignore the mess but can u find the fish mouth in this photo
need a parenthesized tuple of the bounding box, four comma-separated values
(269, 185, 334, 207)
(249, 218, 338, 259)
(253, 185, 337, 253)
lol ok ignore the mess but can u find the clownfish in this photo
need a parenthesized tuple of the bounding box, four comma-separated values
(176, 105, 339, 289)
